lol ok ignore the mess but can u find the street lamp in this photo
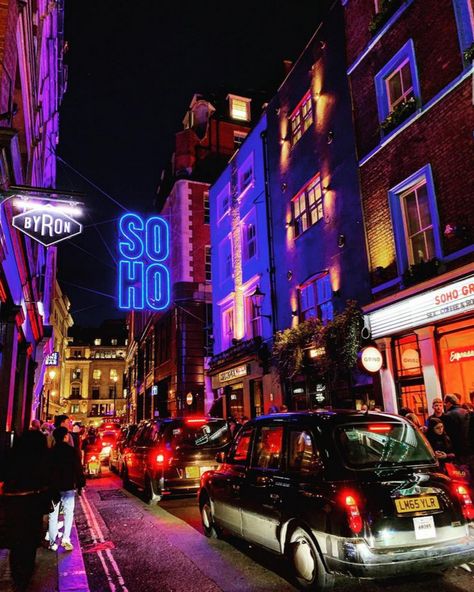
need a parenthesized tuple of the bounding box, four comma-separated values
(45, 369, 57, 420)
(250, 285, 271, 320)
(112, 375, 118, 418)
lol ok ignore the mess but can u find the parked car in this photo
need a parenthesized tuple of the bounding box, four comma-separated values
(109, 424, 138, 474)
(122, 417, 232, 504)
(98, 429, 120, 463)
(199, 411, 474, 590)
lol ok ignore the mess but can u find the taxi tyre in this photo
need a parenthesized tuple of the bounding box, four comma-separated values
(144, 474, 161, 505)
(200, 492, 223, 539)
(287, 526, 334, 591)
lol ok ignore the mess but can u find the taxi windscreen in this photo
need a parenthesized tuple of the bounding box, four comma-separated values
(166, 420, 231, 449)
(336, 423, 435, 468)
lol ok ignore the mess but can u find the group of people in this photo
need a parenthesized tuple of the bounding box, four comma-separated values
(401, 393, 474, 475)
(0, 414, 85, 591)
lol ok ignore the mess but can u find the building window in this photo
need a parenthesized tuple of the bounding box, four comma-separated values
(239, 155, 254, 194)
(73, 350, 81, 358)
(220, 237, 233, 281)
(375, 39, 420, 122)
(94, 338, 101, 346)
(245, 295, 261, 338)
(233, 130, 247, 149)
(109, 386, 117, 398)
(292, 175, 323, 237)
(289, 91, 313, 145)
(228, 94, 251, 122)
(299, 274, 334, 324)
(222, 307, 234, 350)
(243, 222, 257, 261)
(218, 185, 230, 220)
(110, 369, 118, 381)
(71, 368, 81, 381)
(93, 369, 101, 381)
(205, 246, 212, 281)
(70, 404, 80, 414)
(203, 191, 210, 224)
(111, 339, 117, 346)
(92, 387, 100, 400)
(389, 165, 442, 274)
(71, 386, 80, 398)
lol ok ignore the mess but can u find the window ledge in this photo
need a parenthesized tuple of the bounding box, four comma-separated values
(347, 0, 414, 75)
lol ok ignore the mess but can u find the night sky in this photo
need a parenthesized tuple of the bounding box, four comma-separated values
(57, 0, 323, 326)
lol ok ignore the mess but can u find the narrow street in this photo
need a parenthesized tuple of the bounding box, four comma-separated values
(75, 468, 474, 592)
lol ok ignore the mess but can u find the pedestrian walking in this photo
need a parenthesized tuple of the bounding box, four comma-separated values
(442, 394, 470, 458)
(48, 427, 85, 552)
(1, 430, 52, 590)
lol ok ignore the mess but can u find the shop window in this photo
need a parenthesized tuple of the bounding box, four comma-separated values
(289, 91, 313, 145)
(438, 320, 474, 404)
(394, 334, 422, 378)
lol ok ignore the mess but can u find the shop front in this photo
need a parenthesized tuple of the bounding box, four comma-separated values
(207, 339, 282, 420)
(364, 266, 474, 424)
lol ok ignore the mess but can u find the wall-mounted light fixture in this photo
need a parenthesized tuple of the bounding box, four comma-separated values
(281, 182, 288, 192)
(337, 234, 345, 248)
(291, 310, 299, 317)
(327, 131, 335, 144)
(322, 184, 331, 195)
(250, 285, 272, 320)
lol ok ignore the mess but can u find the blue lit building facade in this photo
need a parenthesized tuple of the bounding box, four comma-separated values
(208, 113, 284, 419)
(264, 2, 372, 410)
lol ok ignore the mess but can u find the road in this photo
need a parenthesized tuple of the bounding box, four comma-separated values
(75, 467, 474, 592)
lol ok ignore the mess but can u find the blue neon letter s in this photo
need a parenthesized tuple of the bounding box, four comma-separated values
(146, 217, 169, 262)
(119, 214, 144, 260)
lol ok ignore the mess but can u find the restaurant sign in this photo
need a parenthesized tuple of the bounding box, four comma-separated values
(448, 347, 474, 363)
(218, 364, 248, 383)
(366, 274, 474, 339)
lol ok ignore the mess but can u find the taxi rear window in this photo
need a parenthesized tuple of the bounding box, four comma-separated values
(336, 423, 435, 468)
(165, 420, 231, 449)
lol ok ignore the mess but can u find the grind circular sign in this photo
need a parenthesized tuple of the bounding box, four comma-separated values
(359, 346, 383, 373)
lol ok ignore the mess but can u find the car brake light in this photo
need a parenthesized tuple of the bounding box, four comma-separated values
(455, 484, 474, 520)
(368, 424, 392, 432)
(343, 492, 363, 535)
(90, 455, 97, 461)
(155, 449, 172, 466)
(186, 417, 207, 424)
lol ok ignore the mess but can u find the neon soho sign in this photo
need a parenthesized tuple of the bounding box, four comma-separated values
(118, 213, 170, 311)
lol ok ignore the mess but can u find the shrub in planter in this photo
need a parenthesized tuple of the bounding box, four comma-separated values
(464, 42, 474, 64)
(369, 0, 403, 35)
(380, 96, 417, 134)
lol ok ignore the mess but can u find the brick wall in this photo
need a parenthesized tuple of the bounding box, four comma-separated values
(346, 0, 464, 158)
(0, 0, 18, 115)
(361, 79, 474, 280)
(189, 181, 210, 285)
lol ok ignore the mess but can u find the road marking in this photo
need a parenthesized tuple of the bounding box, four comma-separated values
(79, 490, 129, 592)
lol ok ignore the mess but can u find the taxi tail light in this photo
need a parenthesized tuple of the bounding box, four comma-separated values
(368, 424, 392, 433)
(155, 449, 172, 466)
(455, 485, 474, 520)
(89, 455, 97, 461)
(344, 493, 363, 535)
(186, 417, 207, 425)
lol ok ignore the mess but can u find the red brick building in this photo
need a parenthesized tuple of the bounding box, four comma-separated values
(126, 93, 259, 420)
(343, 0, 474, 419)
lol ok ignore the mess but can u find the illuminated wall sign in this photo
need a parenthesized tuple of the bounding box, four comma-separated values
(45, 352, 60, 366)
(358, 346, 383, 373)
(12, 204, 82, 246)
(448, 347, 474, 363)
(118, 213, 170, 311)
(401, 348, 419, 370)
(218, 364, 248, 383)
(366, 274, 474, 339)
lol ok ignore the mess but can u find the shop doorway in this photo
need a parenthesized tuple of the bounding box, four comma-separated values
(393, 334, 428, 422)
(250, 379, 263, 417)
(225, 383, 244, 420)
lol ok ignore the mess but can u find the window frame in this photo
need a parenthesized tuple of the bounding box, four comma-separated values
(205, 245, 212, 282)
(221, 305, 234, 350)
(203, 191, 210, 224)
(374, 39, 421, 122)
(217, 184, 231, 221)
(289, 90, 313, 146)
(298, 274, 334, 324)
(292, 174, 324, 238)
(238, 154, 254, 195)
(228, 94, 251, 122)
(233, 130, 248, 150)
(388, 164, 443, 276)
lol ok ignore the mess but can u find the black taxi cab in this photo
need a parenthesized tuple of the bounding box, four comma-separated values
(122, 417, 231, 503)
(198, 411, 474, 590)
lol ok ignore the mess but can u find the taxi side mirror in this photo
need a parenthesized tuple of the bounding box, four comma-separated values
(215, 451, 226, 464)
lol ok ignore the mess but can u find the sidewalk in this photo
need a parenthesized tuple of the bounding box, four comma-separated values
(0, 520, 89, 592)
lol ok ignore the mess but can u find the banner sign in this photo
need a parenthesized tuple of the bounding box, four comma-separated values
(218, 365, 248, 383)
(118, 213, 170, 311)
(45, 352, 60, 366)
(366, 274, 474, 339)
(448, 347, 474, 363)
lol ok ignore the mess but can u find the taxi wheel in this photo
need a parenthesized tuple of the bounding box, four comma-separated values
(144, 476, 161, 505)
(288, 527, 334, 591)
(200, 494, 222, 539)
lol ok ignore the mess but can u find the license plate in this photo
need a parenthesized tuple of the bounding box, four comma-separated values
(185, 466, 200, 479)
(413, 515, 436, 540)
(88, 461, 100, 472)
(395, 495, 440, 513)
(199, 466, 214, 476)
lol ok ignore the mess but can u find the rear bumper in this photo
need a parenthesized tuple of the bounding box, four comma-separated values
(325, 531, 474, 578)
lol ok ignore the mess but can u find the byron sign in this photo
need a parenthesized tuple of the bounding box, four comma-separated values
(117, 213, 170, 311)
(12, 204, 82, 246)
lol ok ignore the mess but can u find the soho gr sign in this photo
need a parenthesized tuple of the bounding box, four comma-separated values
(366, 274, 474, 339)
(118, 213, 170, 311)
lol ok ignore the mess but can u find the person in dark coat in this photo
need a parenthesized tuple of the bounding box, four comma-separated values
(426, 418, 456, 463)
(442, 394, 470, 458)
(47, 427, 85, 552)
(1, 430, 51, 590)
